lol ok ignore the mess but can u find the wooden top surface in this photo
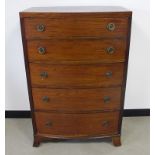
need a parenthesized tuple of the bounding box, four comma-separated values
(21, 6, 130, 13)
(20, 6, 132, 18)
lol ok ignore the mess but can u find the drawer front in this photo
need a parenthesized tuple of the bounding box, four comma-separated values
(29, 63, 124, 88)
(27, 39, 127, 62)
(35, 112, 119, 136)
(24, 17, 128, 39)
(32, 87, 122, 111)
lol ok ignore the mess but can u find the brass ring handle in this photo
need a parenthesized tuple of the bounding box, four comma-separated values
(102, 121, 110, 127)
(103, 96, 111, 103)
(105, 71, 113, 77)
(40, 72, 48, 79)
(45, 121, 52, 128)
(106, 47, 115, 54)
(38, 47, 46, 54)
(36, 24, 45, 32)
(42, 96, 49, 102)
(107, 23, 115, 31)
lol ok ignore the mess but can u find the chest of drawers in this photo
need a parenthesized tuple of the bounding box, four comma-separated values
(20, 6, 132, 147)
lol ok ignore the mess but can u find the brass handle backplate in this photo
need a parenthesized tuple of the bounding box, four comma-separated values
(106, 47, 115, 54)
(102, 121, 110, 127)
(45, 121, 52, 128)
(103, 96, 111, 103)
(107, 23, 115, 31)
(40, 72, 48, 79)
(38, 47, 46, 54)
(42, 96, 49, 102)
(36, 24, 45, 32)
(105, 71, 113, 77)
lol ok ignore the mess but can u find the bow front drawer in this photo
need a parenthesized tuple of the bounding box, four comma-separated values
(27, 39, 127, 62)
(29, 63, 124, 88)
(35, 112, 119, 137)
(23, 17, 129, 39)
(32, 87, 122, 111)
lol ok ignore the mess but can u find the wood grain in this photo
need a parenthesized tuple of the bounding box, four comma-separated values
(27, 39, 126, 62)
(19, 7, 132, 146)
(112, 135, 121, 146)
(35, 111, 119, 137)
(29, 63, 124, 88)
(32, 87, 122, 111)
(24, 17, 128, 39)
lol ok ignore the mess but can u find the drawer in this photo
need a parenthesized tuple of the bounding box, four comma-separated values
(27, 39, 127, 62)
(32, 87, 122, 111)
(24, 17, 128, 39)
(29, 63, 124, 88)
(35, 112, 119, 137)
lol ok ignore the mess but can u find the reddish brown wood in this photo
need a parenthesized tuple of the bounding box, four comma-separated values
(118, 15, 132, 135)
(29, 63, 124, 88)
(32, 87, 122, 111)
(23, 17, 128, 39)
(33, 135, 41, 147)
(35, 111, 119, 137)
(112, 135, 121, 146)
(27, 39, 126, 62)
(19, 6, 132, 18)
(19, 6, 132, 147)
(20, 18, 38, 139)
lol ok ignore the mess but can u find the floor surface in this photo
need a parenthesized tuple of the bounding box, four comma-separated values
(6, 117, 150, 155)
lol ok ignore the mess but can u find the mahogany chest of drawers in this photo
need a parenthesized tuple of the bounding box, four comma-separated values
(20, 6, 132, 147)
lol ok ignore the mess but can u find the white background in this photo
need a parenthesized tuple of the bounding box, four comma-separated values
(5, 0, 150, 110)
